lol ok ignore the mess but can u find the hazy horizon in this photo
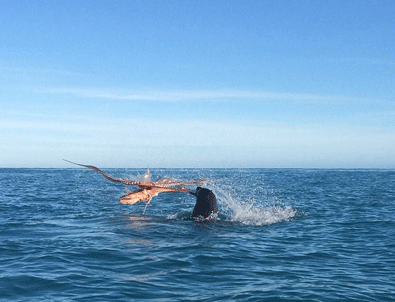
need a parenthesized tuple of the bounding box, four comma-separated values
(1, 1, 394, 169)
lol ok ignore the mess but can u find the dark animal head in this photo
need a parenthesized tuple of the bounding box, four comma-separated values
(190, 187, 218, 219)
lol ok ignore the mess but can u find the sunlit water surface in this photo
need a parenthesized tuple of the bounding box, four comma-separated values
(1, 168, 394, 301)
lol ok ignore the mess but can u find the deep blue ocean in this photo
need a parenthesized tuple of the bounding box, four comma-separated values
(1, 168, 394, 301)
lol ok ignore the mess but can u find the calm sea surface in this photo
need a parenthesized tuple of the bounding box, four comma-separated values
(1, 168, 394, 301)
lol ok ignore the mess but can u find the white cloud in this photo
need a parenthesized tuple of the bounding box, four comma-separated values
(2, 112, 394, 168)
(34, 86, 353, 103)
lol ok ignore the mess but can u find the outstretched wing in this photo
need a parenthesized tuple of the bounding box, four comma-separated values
(63, 159, 207, 188)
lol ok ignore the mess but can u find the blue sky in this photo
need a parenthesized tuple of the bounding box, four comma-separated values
(1, 0, 394, 168)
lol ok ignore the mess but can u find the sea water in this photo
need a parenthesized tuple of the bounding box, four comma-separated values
(1, 168, 394, 301)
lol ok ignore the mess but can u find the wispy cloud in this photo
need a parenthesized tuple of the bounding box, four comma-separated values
(36, 87, 354, 103)
(2, 112, 394, 168)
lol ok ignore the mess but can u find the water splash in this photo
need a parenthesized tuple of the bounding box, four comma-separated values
(165, 181, 296, 226)
(211, 184, 296, 226)
(229, 202, 297, 226)
(135, 168, 151, 182)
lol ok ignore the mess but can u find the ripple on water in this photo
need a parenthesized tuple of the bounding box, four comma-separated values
(1, 168, 394, 301)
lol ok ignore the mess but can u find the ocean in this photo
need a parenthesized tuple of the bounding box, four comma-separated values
(1, 168, 394, 301)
